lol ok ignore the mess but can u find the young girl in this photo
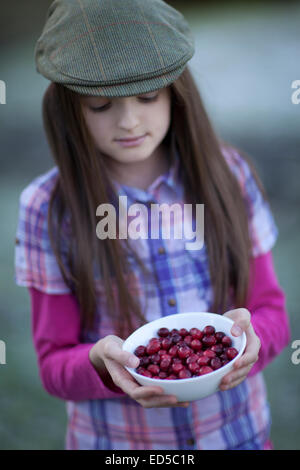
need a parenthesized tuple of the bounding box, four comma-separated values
(15, 0, 290, 450)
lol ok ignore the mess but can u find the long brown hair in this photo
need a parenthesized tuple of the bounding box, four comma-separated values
(42, 66, 268, 338)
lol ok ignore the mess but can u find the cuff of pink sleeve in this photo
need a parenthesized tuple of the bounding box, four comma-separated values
(69, 343, 126, 400)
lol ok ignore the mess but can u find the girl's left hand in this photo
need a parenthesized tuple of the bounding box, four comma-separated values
(219, 308, 261, 391)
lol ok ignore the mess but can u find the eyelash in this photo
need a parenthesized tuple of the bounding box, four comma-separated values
(90, 95, 158, 112)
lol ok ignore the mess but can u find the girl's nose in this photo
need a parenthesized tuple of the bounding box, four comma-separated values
(117, 102, 140, 130)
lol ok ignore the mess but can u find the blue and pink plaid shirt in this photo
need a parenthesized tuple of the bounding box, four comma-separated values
(15, 147, 283, 450)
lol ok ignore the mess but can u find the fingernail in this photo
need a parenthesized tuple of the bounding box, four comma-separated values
(129, 356, 139, 368)
(232, 325, 242, 336)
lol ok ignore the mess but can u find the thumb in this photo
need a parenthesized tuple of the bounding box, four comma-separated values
(104, 338, 140, 368)
(224, 308, 251, 336)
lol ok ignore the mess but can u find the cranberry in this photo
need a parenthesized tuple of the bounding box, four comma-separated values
(197, 355, 211, 367)
(171, 333, 182, 344)
(134, 345, 147, 357)
(159, 371, 168, 379)
(160, 357, 172, 371)
(222, 336, 232, 347)
(147, 364, 160, 375)
(168, 345, 179, 357)
(191, 339, 202, 351)
(157, 327, 170, 337)
(203, 349, 216, 359)
(199, 366, 213, 375)
(139, 356, 150, 366)
(146, 340, 160, 355)
(140, 369, 152, 377)
(161, 337, 172, 350)
(210, 357, 222, 370)
(215, 331, 225, 342)
(186, 354, 199, 364)
(202, 335, 216, 348)
(211, 344, 223, 355)
(189, 328, 203, 339)
(178, 368, 192, 379)
(165, 374, 177, 380)
(149, 353, 160, 364)
(188, 362, 200, 374)
(184, 335, 193, 346)
(179, 328, 189, 337)
(172, 362, 184, 375)
(178, 346, 191, 359)
(226, 347, 238, 360)
(203, 325, 215, 335)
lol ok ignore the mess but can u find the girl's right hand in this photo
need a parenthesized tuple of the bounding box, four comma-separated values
(89, 335, 190, 409)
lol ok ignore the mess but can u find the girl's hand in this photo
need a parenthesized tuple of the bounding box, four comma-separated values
(89, 335, 190, 408)
(219, 308, 261, 391)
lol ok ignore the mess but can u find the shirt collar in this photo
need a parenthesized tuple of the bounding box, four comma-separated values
(111, 148, 181, 204)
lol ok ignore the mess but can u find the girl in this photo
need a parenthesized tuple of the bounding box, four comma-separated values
(15, 0, 290, 450)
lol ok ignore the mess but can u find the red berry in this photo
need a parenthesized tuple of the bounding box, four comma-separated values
(160, 357, 171, 371)
(139, 356, 150, 366)
(197, 355, 210, 366)
(226, 347, 238, 360)
(159, 371, 168, 379)
(140, 369, 152, 377)
(147, 364, 160, 375)
(178, 346, 191, 359)
(202, 335, 216, 348)
(171, 333, 182, 344)
(178, 368, 192, 379)
(191, 339, 202, 351)
(210, 357, 222, 370)
(146, 340, 160, 355)
(172, 362, 184, 375)
(168, 345, 179, 357)
(157, 327, 170, 337)
(199, 366, 213, 375)
(188, 362, 200, 374)
(189, 328, 203, 340)
(179, 328, 189, 337)
(184, 335, 193, 346)
(186, 354, 199, 364)
(203, 349, 216, 359)
(161, 337, 172, 350)
(165, 374, 177, 380)
(211, 344, 223, 355)
(134, 345, 147, 357)
(203, 325, 215, 335)
(222, 336, 232, 347)
(149, 353, 160, 364)
(215, 331, 225, 343)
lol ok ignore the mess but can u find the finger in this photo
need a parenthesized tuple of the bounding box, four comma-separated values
(234, 335, 260, 369)
(138, 395, 189, 408)
(104, 339, 140, 368)
(220, 365, 252, 387)
(224, 308, 251, 336)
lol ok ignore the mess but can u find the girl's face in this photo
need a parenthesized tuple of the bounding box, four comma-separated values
(80, 87, 171, 174)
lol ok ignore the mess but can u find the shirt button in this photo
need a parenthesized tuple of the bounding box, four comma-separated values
(15, 237, 20, 245)
(158, 246, 165, 255)
(186, 438, 195, 446)
(168, 298, 176, 307)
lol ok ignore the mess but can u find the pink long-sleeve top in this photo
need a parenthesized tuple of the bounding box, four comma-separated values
(28, 250, 290, 402)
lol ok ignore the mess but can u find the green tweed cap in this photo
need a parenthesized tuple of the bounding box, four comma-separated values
(34, 0, 195, 97)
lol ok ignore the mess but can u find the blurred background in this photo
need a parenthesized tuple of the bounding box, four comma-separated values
(0, 0, 299, 450)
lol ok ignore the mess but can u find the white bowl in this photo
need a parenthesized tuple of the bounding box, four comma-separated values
(122, 312, 246, 402)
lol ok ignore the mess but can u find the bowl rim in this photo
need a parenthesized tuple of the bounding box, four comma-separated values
(122, 311, 247, 384)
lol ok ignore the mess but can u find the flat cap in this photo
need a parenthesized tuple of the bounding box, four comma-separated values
(34, 0, 195, 97)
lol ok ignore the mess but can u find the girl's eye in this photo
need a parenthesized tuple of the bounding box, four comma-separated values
(89, 94, 158, 112)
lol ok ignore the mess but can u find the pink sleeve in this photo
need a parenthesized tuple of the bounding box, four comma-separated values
(245, 251, 290, 376)
(29, 286, 125, 401)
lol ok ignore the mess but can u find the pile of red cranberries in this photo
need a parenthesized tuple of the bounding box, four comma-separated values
(134, 326, 238, 380)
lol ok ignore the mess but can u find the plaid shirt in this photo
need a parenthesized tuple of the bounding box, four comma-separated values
(15, 147, 278, 450)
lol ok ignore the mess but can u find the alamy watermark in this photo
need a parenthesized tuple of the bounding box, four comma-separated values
(0, 340, 6, 365)
(291, 80, 300, 104)
(96, 196, 204, 250)
(0, 80, 6, 104)
(291, 340, 300, 365)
